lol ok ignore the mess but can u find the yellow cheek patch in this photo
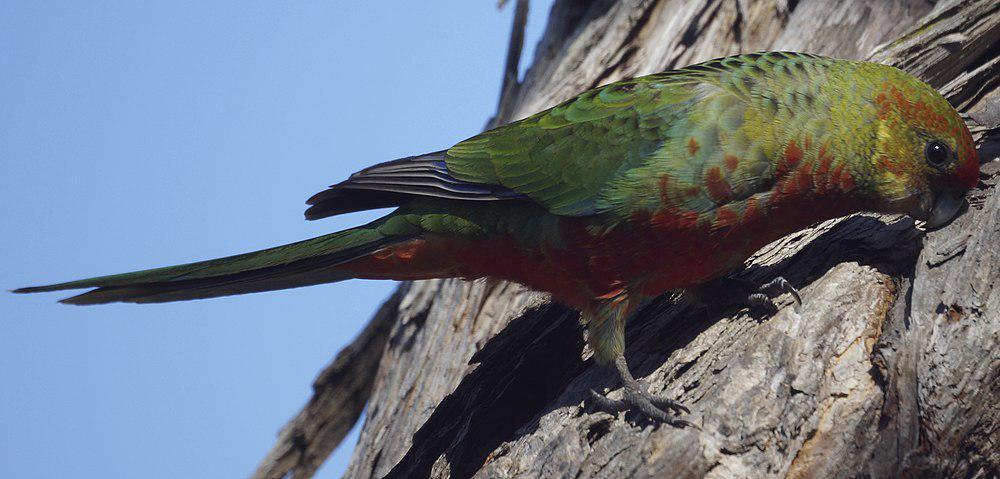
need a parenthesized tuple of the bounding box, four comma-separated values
(875, 118, 919, 200)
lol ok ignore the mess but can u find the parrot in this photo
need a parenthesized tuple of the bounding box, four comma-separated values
(15, 52, 980, 426)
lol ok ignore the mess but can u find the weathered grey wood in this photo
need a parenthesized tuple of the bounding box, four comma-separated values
(494, 0, 530, 127)
(251, 290, 401, 479)
(258, 1, 1000, 477)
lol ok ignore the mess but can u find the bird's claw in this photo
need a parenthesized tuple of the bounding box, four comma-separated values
(758, 276, 801, 306)
(747, 292, 777, 312)
(748, 276, 801, 313)
(589, 381, 693, 429)
(650, 393, 691, 416)
(588, 355, 695, 428)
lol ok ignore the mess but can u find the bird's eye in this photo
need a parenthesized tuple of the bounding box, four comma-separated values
(924, 140, 952, 168)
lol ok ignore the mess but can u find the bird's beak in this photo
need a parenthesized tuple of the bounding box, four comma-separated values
(924, 191, 966, 230)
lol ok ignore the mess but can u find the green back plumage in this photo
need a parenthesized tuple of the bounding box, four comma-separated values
(445, 75, 701, 215)
(444, 52, 856, 222)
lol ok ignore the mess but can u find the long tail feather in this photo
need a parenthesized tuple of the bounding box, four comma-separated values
(14, 221, 410, 305)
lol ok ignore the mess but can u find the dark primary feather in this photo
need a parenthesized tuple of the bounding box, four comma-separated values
(304, 151, 525, 220)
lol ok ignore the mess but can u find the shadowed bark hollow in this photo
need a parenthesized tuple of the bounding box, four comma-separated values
(254, 1, 999, 478)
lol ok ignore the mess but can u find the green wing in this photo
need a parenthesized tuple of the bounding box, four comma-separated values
(307, 52, 833, 221)
(444, 76, 706, 216)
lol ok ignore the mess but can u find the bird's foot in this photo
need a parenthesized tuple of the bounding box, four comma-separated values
(589, 382, 693, 428)
(589, 355, 694, 428)
(747, 276, 801, 313)
(691, 275, 801, 314)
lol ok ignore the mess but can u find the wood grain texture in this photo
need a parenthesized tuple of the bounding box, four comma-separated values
(256, 1, 1000, 477)
(251, 290, 400, 479)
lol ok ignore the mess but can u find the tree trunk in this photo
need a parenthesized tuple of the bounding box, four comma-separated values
(254, 1, 1000, 478)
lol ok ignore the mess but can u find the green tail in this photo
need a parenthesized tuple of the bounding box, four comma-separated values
(14, 219, 408, 305)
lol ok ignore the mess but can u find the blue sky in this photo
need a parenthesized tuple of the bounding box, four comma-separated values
(1, 1, 553, 477)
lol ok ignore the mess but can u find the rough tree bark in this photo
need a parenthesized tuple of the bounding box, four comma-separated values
(253, 1, 999, 478)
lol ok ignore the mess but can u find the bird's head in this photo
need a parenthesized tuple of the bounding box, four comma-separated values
(867, 66, 979, 229)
